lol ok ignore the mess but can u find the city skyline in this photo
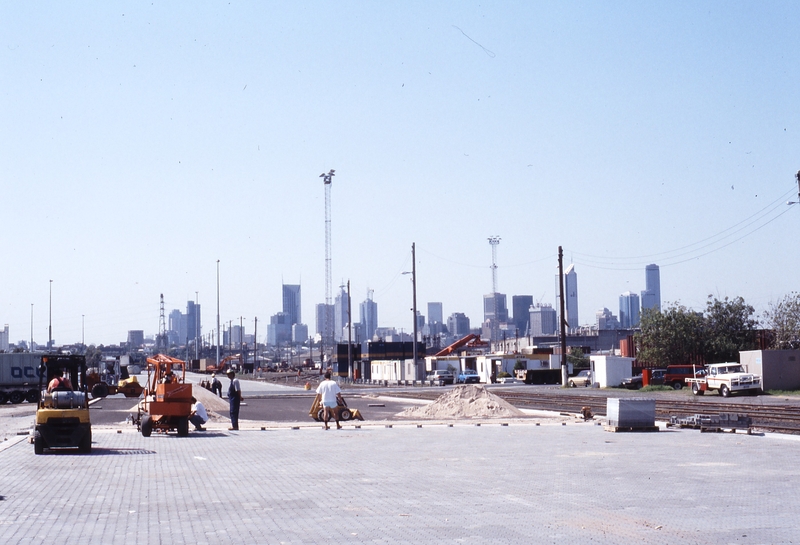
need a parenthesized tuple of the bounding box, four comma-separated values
(3, 3, 800, 346)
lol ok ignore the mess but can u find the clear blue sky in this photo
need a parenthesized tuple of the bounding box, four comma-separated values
(2, 1, 799, 346)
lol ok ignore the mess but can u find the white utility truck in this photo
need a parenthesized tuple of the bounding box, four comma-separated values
(685, 362, 762, 397)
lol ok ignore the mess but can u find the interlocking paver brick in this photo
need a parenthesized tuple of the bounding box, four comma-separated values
(1, 419, 798, 544)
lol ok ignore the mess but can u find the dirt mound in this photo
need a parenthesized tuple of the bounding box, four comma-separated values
(192, 384, 230, 414)
(398, 385, 526, 419)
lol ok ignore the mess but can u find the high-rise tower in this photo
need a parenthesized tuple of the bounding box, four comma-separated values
(565, 264, 579, 329)
(619, 291, 640, 328)
(282, 284, 302, 326)
(641, 264, 661, 313)
(360, 290, 378, 342)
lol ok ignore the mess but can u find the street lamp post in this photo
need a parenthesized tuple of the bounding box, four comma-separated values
(402, 242, 419, 381)
(195, 291, 199, 360)
(49, 280, 53, 349)
(216, 260, 221, 369)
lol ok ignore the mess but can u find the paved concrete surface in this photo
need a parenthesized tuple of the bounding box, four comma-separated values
(2, 411, 799, 544)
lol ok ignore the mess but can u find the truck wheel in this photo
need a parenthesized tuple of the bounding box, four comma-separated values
(339, 408, 352, 421)
(26, 389, 40, 403)
(177, 417, 189, 437)
(92, 383, 109, 399)
(692, 383, 704, 396)
(34, 431, 45, 455)
(568, 381, 576, 388)
(141, 415, 153, 437)
(720, 385, 730, 398)
(9, 391, 24, 404)
(79, 431, 92, 454)
(672, 382, 683, 390)
(317, 409, 325, 422)
(0, 392, 7, 404)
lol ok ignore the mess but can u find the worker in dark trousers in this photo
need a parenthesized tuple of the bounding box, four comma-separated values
(227, 369, 242, 430)
(211, 373, 222, 397)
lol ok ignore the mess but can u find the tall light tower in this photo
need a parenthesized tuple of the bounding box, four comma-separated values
(158, 293, 167, 354)
(488, 236, 501, 293)
(320, 169, 335, 363)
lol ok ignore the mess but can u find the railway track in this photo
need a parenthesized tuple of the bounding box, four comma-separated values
(387, 388, 800, 434)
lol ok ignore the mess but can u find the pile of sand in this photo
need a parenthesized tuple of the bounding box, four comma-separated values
(398, 385, 527, 419)
(192, 384, 231, 414)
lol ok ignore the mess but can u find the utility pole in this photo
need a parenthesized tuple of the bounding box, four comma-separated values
(240, 316, 245, 370)
(558, 246, 568, 386)
(411, 242, 418, 380)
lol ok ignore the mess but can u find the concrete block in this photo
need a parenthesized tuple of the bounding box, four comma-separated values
(607, 398, 656, 428)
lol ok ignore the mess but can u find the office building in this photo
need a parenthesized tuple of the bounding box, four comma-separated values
(483, 293, 509, 323)
(127, 330, 144, 349)
(267, 312, 292, 346)
(230, 324, 245, 347)
(360, 291, 378, 342)
(316, 303, 334, 343)
(596, 308, 621, 330)
(186, 301, 201, 345)
(282, 284, 302, 326)
(0, 325, 8, 352)
(447, 313, 471, 337)
(292, 323, 309, 344)
(168, 309, 185, 345)
(512, 295, 533, 335)
(619, 292, 640, 329)
(427, 302, 443, 325)
(641, 264, 661, 313)
(529, 304, 557, 336)
(565, 264, 579, 329)
(334, 286, 350, 342)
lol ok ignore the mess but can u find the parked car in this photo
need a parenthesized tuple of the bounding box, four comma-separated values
(426, 370, 454, 385)
(456, 369, 480, 384)
(568, 369, 592, 387)
(664, 364, 706, 390)
(621, 369, 666, 390)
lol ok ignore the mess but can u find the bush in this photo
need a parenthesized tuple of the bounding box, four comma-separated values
(497, 372, 511, 378)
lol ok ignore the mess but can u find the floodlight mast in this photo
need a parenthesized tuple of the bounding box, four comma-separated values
(320, 169, 335, 365)
(488, 236, 501, 294)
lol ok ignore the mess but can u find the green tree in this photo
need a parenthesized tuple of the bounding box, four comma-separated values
(703, 295, 758, 362)
(84, 345, 103, 369)
(763, 291, 800, 349)
(567, 347, 590, 368)
(636, 296, 759, 366)
(635, 304, 705, 367)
